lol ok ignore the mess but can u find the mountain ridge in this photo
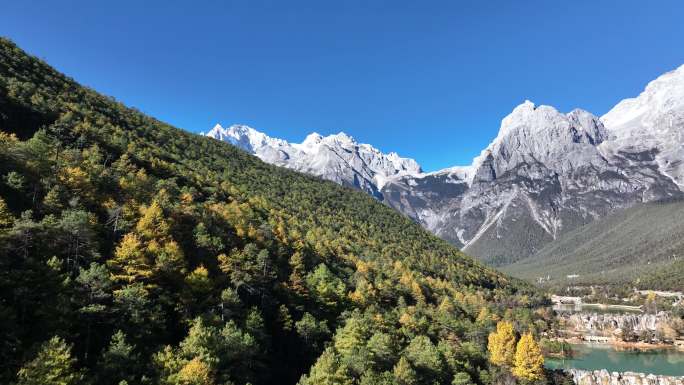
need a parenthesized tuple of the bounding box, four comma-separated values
(205, 123, 422, 197)
(205, 64, 684, 265)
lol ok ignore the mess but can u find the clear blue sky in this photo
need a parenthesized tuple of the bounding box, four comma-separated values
(3, 1, 684, 171)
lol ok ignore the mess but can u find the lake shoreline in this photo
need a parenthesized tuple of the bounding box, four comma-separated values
(545, 342, 684, 377)
(550, 337, 681, 351)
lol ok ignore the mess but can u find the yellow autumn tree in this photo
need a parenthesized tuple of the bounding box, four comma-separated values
(59, 166, 91, 194)
(476, 307, 491, 323)
(512, 333, 544, 381)
(109, 199, 185, 283)
(177, 357, 214, 385)
(487, 321, 516, 366)
(0, 196, 13, 228)
(110, 233, 150, 283)
(393, 356, 417, 385)
(136, 201, 171, 239)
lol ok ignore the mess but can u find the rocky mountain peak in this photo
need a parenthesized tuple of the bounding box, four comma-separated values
(323, 132, 356, 146)
(600, 64, 684, 186)
(301, 132, 324, 147)
(205, 124, 422, 196)
(467, 101, 608, 184)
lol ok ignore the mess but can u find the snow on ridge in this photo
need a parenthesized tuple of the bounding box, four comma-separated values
(207, 63, 684, 194)
(600, 63, 684, 186)
(205, 123, 423, 193)
(601, 63, 684, 131)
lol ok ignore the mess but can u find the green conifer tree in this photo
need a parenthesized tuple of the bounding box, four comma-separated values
(16, 336, 83, 385)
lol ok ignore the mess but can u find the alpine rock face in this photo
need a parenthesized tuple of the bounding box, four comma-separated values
(600, 64, 684, 187)
(204, 124, 422, 198)
(383, 64, 684, 264)
(205, 64, 684, 265)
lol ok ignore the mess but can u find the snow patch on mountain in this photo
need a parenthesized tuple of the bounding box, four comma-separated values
(601, 64, 684, 186)
(205, 124, 422, 196)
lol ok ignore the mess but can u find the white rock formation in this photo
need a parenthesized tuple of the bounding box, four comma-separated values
(569, 369, 684, 385)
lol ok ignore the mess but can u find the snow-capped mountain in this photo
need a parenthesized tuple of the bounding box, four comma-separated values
(205, 64, 684, 265)
(600, 64, 684, 187)
(205, 124, 422, 198)
(383, 64, 684, 263)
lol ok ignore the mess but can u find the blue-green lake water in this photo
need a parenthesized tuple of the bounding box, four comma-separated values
(545, 344, 684, 376)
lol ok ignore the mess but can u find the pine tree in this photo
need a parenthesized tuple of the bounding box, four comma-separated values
(367, 332, 395, 367)
(152, 238, 185, 275)
(305, 264, 346, 308)
(185, 265, 212, 295)
(333, 316, 368, 357)
(0, 196, 13, 228)
(277, 304, 294, 332)
(97, 331, 138, 385)
(452, 371, 474, 385)
(288, 251, 308, 297)
(393, 357, 417, 385)
(245, 307, 267, 344)
(512, 333, 544, 381)
(299, 348, 353, 385)
(42, 185, 65, 214)
(16, 336, 83, 385)
(76, 263, 112, 360)
(179, 317, 219, 365)
(193, 222, 223, 252)
(487, 321, 516, 367)
(295, 312, 330, 352)
(404, 335, 444, 373)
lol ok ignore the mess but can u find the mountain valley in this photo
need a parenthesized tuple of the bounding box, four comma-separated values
(206, 65, 684, 283)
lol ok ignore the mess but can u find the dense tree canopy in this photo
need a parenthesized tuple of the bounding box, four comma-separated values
(0, 37, 552, 384)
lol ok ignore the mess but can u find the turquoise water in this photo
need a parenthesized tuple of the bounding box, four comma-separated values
(545, 344, 684, 376)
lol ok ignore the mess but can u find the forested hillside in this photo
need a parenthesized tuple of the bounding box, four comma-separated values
(0, 38, 549, 385)
(505, 200, 684, 290)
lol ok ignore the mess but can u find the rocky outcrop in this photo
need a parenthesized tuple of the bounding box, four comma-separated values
(566, 312, 668, 334)
(569, 369, 684, 385)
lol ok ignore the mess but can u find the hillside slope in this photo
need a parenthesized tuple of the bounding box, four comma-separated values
(504, 200, 684, 290)
(0, 38, 546, 385)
